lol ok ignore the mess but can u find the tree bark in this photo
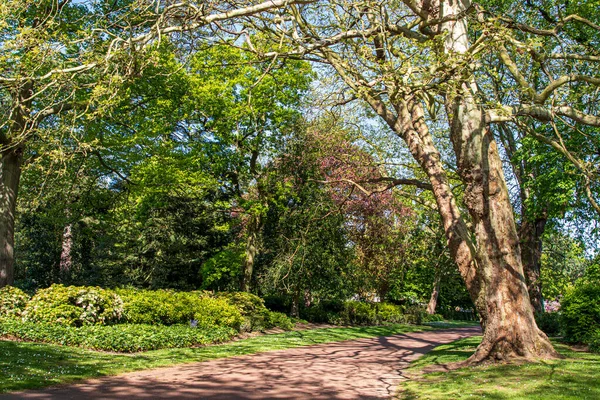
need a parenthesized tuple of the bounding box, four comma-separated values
(427, 272, 441, 315)
(519, 214, 547, 314)
(318, 0, 557, 362)
(0, 82, 31, 288)
(59, 222, 74, 275)
(241, 214, 259, 292)
(439, 0, 557, 362)
(0, 146, 23, 287)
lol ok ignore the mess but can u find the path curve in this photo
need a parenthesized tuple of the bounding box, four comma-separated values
(3, 326, 481, 400)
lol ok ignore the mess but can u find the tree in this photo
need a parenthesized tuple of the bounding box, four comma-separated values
(239, 0, 600, 362)
(307, 125, 415, 300)
(0, 0, 311, 287)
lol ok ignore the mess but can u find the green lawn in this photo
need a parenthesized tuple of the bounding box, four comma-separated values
(398, 337, 600, 399)
(0, 323, 430, 393)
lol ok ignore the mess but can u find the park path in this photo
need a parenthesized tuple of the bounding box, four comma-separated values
(3, 326, 481, 400)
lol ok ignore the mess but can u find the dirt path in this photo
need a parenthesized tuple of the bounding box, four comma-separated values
(3, 326, 481, 400)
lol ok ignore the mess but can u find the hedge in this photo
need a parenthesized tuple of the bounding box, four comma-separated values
(0, 318, 236, 352)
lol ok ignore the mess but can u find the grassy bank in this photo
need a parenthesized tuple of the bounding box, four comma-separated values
(398, 336, 600, 399)
(1, 323, 431, 393)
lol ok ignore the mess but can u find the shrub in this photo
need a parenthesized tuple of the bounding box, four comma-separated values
(403, 305, 426, 325)
(23, 284, 123, 327)
(377, 303, 405, 324)
(422, 313, 444, 323)
(267, 311, 295, 330)
(589, 330, 600, 353)
(300, 305, 341, 324)
(535, 312, 562, 336)
(116, 288, 203, 326)
(301, 301, 410, 326)
(0, 319, 235, 352)
(342, 301, 378, 325)
(117, 288, 243, 331)
(192, 296, 244, 331)
(0, 286, 30, 318)
(216, 292, 271, 331)
(561, 282, 600, 343)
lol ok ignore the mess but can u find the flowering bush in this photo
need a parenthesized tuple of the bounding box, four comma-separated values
(22, 284, 124, 327)
(0, 286, 30, 318)
(544, 299, 561, 313)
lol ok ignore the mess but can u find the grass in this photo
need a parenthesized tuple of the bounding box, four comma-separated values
(398, 336, 600, 399)
(0, 323, 430, 393)
(423, 320, 480, 329)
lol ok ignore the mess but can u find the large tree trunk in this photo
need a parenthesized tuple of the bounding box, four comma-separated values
(322, 0, 556, 361)
(438, 0, 556, 362)
(0, 82, 31, 288)
(519, 213, 547, 314)
(0, 147, 23, 287)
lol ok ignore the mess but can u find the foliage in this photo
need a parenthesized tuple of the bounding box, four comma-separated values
(535, 312, 562, 337)
(116, 288, 243, 330)
(301, 301, 409, 326)
(400, 336, 600, 399)
(215, 292, 294, 331)
(561, 280, 600, 344)
(266, 311, 295, 331)
(0, 286, 30, 318)
(540, 230, 589, 299)
(200, 245, 245, 292)
(22, 284, 123, 327)
(191, 296, 244, 332)
(422, 313, 444, 322)
(0, 319, 235, 353)
(589, 330, 600, 353)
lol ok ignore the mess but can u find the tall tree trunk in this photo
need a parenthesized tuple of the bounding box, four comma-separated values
(59, 222, 74, 276)
(0, 146, 23, 287)
(0, 82, 31, 288)
(519, 213, 547, 314)
(438, 0, 556, 362)
(241, 215, 259, 292)
(291, 286, 300, 318)
(427, 272, 441, 315)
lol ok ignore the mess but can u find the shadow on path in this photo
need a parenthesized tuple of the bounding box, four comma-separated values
(2, 326, 481, 400)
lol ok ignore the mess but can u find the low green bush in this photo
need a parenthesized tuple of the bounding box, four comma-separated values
(344, 301, 378, 325)
(0, 319, 236, 352)
(422, 313, 444, 323)
(116, 288, 203, 326)
(117, 288, 243, 331)
(301, 301, 411, 326)
(589, 330, 600, 353)
(216, 292, 271, 331)
(377, 303, 405, 323)
(23, 284, 123, 327)
(0, 286, 30, 318)
(535, 312, 562, 336)
(216, 292, 295, 331)
(192, 296, 244, 331)
(267, 311, 295, 330)
(561, 281, 600, 344)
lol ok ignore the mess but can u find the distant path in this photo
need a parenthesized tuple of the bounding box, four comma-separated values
(3, 326, 481, 400)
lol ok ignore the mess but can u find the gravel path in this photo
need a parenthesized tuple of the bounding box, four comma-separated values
(2, 326, 481, 400)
